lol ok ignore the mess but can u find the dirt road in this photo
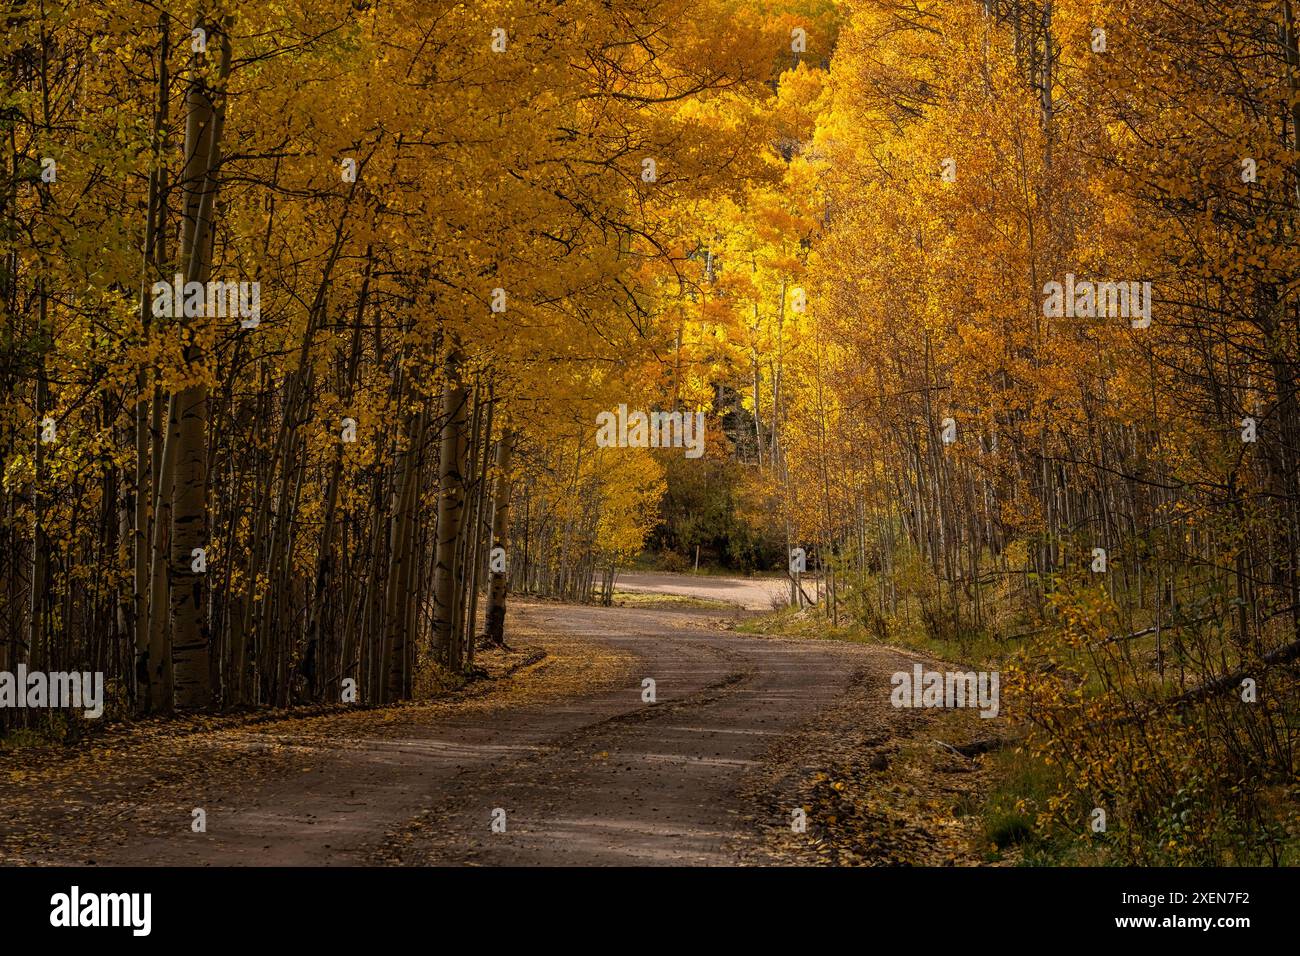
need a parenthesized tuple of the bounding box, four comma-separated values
(1, 577, 990, 866)
(613, 571, 791, 609)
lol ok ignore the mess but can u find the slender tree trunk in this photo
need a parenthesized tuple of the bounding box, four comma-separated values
(134, 16, 169, 710)
(483, 428, 515, 645)
(382, 408, 423, 703)
(170, 13, 231, 710)
(147, 397, 176, 710)
(28, 343, 46, 670)
(431, 346, 468, 668)
(464, 386, 494, 664)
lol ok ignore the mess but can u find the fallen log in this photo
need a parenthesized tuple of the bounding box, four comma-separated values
(932, 735, 1023, 759)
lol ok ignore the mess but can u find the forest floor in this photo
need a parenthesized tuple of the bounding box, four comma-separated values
(0, 576, 1000, 866)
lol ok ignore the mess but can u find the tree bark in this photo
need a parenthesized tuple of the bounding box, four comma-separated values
(483, 428, 515, 645)
(134, 16, 169, 711)
(170, 13, 231, 710)
(382, 408, 424, 703)
(431, 346, 468, 668)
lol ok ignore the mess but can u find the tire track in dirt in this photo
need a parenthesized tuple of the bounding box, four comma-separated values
(375, 602, 893, 865)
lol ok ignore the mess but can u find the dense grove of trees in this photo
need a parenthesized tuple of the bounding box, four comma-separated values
(746, 0, 1300, 862)
(0, 0, 786, 721)
(3, 0, 1296, 862)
